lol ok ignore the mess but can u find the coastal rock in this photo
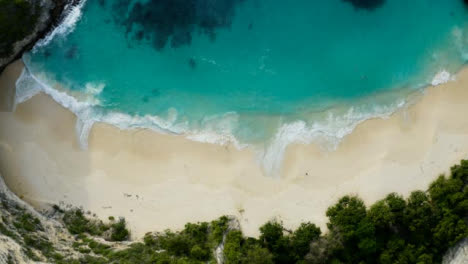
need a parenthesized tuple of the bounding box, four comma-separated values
(0, 173, 80, 262)
(214, 216, 240, 264)
(0, 0, 75, 73)
(443, 239, 468, 264)
(0, 236, 30, 264)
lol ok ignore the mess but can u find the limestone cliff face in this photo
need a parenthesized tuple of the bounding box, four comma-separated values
(0, 0, 73, 73)
(0, 174, 80, 263)
(443, 239, 468, 264)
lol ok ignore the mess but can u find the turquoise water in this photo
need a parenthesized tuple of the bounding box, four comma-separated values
(23, 0, 468, 150)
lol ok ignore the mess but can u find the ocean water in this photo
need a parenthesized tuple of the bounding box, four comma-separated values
(20, 0, 468, 174)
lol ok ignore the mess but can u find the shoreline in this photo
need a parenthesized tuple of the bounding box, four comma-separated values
(16, 59, 439, 177)
(1, 61, 468, 238)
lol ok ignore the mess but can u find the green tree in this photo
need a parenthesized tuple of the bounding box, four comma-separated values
(326, 195, 367, 241)
(368, 200, 392, 230)
(384, 193, 406, 228)
(259, 221, 284, 248)
(259, 221, 292, 264)
(450, 159, 468, 183)
(224, 230, 244, 264)
(326, 196, 377, 262)
(244, 244, 273, 264)
(290, 222, 321, 261)
(403, 191, 435, 245)
(432, 212, 468, 249)
(355, 218, 376, 255)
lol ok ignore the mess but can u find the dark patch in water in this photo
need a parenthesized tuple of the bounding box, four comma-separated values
(142, 96, 149, 103)
(188, 57, 197, 69)
(98, 0, 106, 7)
(342, 0, 385, 10)
(135, 30, 145, 41)
(65, 45, 78, 59)
(112, 0, 245, 50)
(43, 50, 52, 58)
(151, 88, 160, 96)
(248, 22, 253, 30)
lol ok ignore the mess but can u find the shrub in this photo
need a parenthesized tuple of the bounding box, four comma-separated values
(63, 209, 109, 236)
(110, 218, 130, 241)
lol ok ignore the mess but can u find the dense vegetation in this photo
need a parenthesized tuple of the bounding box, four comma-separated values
(0, 160, 467, 263)
(218, 161, 467, 264)
(0, 0, 40, 57)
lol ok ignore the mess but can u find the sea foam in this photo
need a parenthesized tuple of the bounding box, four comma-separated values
(16, 67, 185, 149)
(15, 66, 414, 177)
(18, 65, 456, 178)
(35, 0, 88, 48)
(431, 70, 454, 86)
(16, 67, 101, 148)
(260, 101, 406, 177)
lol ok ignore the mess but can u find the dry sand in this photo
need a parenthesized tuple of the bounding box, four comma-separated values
(0, 60, 468, 238)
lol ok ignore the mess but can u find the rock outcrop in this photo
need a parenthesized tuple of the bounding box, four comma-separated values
(0, 0, 75, 73)
(443, 239, 468, 264)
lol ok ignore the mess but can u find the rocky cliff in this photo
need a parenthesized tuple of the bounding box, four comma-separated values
(0, 0, 75, 73)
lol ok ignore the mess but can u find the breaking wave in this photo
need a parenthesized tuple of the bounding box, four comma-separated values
(16, 64, 457, 177)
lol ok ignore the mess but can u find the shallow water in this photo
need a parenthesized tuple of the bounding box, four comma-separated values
(22, 0, 468, 171)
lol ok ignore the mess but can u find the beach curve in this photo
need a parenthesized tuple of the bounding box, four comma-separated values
(1, 61, 468, 238)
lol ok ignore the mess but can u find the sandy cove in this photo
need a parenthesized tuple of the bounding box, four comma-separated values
(0, 60, 468, 238)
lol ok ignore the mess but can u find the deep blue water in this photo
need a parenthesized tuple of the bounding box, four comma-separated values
(23, 0, 468, 149)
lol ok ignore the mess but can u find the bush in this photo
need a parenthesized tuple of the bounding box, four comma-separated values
(210, 215, 230, 245)
(63, 209, 108, 236)
(110, 218, 130, 241)
(224, 230, 244, 263)
(13, 213, 42, 232)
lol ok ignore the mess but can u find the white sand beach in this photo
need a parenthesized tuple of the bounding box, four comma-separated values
(1, 60, 468, 238)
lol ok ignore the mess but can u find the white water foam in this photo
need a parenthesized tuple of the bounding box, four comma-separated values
(16, 67, 188, 149)
(14, 70, 41, 106)
(260, 101, 406, 178)
(75, 118, 94, 149)
(34, 0, 88, 48)
(17, 63, 249, 149)
(452, 26, 468, 62)
(85, 82, 105, 95)
(16, 68, 101, 148)
(186, 112, 245, 148)
(16, 64, 458, 177)
(99, 111, 184, 134)
(15, 67, 414, 176)
(431, 70, 454, 86)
